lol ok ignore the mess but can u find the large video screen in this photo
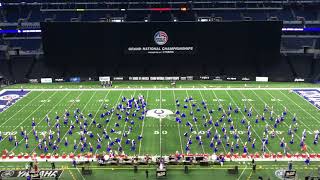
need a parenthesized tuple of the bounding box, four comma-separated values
(41, 21, 282, 75)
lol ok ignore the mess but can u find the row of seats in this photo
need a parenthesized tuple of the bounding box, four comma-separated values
(0, 55, 317, 82)
(281, 38, 317, 50)
(1, 8, 319, 22)
(2, 0, 317, 3)
(3, 37, 317, 52)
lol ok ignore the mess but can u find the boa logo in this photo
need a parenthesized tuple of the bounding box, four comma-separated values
(154, 31, 168, 46)
(0, 94, 20, 101)
(146, 109, 174, 119)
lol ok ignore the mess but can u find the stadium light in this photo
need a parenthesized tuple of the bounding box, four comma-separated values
(110, 17, 124, 22)
(0, 3, 2, 7)
(180, 7, 187, 11)
(197, 17, 211, 22)
(112, 19, 123, 22)
(173, 17, 178, 22)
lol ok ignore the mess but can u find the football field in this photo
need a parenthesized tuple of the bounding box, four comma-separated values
(0, 87, 319, 157)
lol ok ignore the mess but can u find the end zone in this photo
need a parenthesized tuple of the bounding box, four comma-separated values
(0, 90, 30, 113)
(293, 89, 320, 109)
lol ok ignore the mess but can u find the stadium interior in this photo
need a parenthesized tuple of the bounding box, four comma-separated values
(1, 1, 320, 180)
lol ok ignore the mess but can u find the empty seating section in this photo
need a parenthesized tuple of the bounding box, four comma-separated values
(0, 1, 319, 82)
(10, 58, 33, 81)
(282, 38, 315, 50)
(0, 3, 319, 23)
(5, 39, 41, 51)
(290, 57, 313, 78)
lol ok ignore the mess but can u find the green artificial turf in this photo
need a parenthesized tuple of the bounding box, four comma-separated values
(0, 81, 319, 179)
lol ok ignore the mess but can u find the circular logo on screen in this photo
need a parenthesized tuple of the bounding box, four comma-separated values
(0, 94, 19, 101)
(154, 31, 168, 46)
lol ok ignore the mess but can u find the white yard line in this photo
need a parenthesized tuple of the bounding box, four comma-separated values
(0, 91, 57, 144)
(50, 91, 98, 154)
(198, 90, 227, 154)
(237, 165, 247, 180)
(4, 87, 320, 92)
(0, 91, 44, 127)
(69, 90, 111, 155)
(210, 90, 247, 149)
(292, 90, 320, 111)
(8, 91, 70, 153)
(138, 90, 149, 156)
(119, 90, 137, 153)
(281, 91, 320, 123)
(0, 89, 5, 95)
(264, 90, 318, 133)
(94, 90, 124, 155)
(237, 90, 284, 150)
(76, 167, 86, 180)
(185, 90, 206, 154)
(224, 90, 271, 154)
(172, 90, 184, 154)
(160, 90, 162, 156)
(252, 90, 316, 153)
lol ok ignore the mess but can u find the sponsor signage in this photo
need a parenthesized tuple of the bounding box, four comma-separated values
(40, 78, 53, 84)
(256, 77, 269, 82)
(99, 76, 111, 82)
(113, 77, 123, 81)
(294, 78, 305, 82)
(241, 77, 250, 81)
(0, 170, 63, 178)
(186, 76, 193, 80)
(227, 77, 237, 81)
(294, 89, 320, 109)
(129, 77, 139, 81)
(165, 77, 179, 81)
(29, 79, 38, 83)
(129, 77, 149, 81)
(70, 77, 80, 83)
(213, 76, 222, 81)
(200, 76, 210, 80)
(54, 78, 64, 82)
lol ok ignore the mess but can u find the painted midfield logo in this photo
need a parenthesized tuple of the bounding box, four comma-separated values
(154, 31, 168, 46)
(146, 109, 174, 119)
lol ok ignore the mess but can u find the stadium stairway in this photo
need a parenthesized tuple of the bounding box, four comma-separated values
(10, 58, 33, 82)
